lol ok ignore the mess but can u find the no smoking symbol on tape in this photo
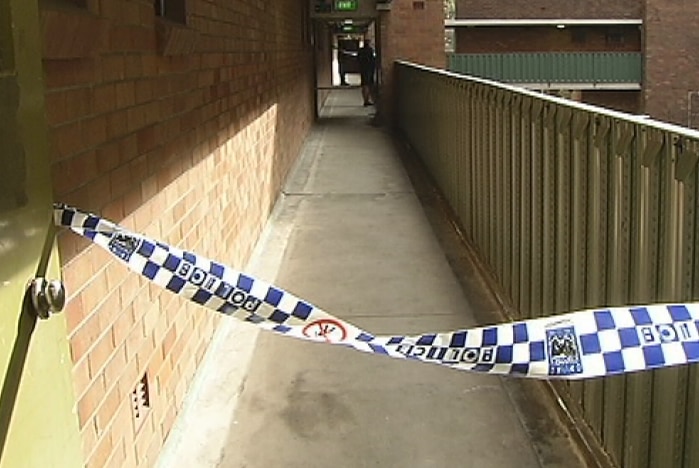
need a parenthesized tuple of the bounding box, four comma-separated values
(302, 319, 347, 342)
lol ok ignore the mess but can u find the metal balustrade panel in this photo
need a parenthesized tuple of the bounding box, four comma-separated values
(581, 114, 610, 442)
(554, 108, 572, 316)
(649, 137, 691, 468)
(541, 105, 556, 318)
(396, 62, 699, 468)
(567, 110, 591, 407)
(486, 91, 497, 267)
(518, 98, 533, 318)
(498, 93, 514, 297)
(509, 96, 523, 317)
(683, 139, 699, 468)
(530, 102, 545, 319)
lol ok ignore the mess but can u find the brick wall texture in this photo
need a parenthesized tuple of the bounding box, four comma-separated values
(379, 0, 446, 123)
(582, 90, 641, 114)
(455, 25, 641, 53)
(456, 0, 642, 19)
(43, 1, 315, 466)
(643, 0, 699, 127)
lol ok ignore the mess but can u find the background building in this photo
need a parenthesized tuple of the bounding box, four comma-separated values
(449, 0, 699, 128)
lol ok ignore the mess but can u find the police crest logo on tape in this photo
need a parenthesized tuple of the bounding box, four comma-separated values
(545, 321, 583, 376)
(108, 232, 142, 262)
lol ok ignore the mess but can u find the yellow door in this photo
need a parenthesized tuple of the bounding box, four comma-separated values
(0, 0, 83, 466)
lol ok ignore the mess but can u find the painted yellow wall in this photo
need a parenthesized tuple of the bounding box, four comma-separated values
(0, 0, 83, 466)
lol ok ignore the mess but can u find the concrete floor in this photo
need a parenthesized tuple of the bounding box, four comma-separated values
(157, 90, 588, 468)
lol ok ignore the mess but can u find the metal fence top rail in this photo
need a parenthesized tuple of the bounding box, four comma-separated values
(397, 60, 699, 140)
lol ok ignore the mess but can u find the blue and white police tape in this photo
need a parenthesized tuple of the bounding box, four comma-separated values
(55, 203, 699, 380)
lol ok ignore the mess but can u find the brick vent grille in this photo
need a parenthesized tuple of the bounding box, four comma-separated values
(131, 372, 151, 430)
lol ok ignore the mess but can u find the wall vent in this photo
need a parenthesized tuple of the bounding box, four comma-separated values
(131, 372, 151, 430)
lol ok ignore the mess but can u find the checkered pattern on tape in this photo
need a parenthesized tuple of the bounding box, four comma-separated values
(377, 323, 548, 377)
(53, 204, 699, 380)
(572, 306, 699, 377)
(55, 205, 342, 334)
(51, 204, 561, 378)
(55, 204, 118, 236)
(151, 253, 330, 332)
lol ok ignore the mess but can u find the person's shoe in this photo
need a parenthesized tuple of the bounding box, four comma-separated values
(363, 101, 373, 106)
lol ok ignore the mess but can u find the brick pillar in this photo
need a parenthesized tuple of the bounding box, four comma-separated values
(377, 0, 446, 125)
(643, 0, 699, 128)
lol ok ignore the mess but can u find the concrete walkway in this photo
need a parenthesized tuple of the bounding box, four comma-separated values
(157, 90, 588, 468)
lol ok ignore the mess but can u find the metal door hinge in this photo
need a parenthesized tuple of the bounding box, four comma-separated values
(28, 278, 66, 319)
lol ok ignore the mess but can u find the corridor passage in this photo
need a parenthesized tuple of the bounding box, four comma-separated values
(157, 90, 587, 468)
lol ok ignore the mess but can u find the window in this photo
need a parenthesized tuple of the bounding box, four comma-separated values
(571, 29, 587, 44)
(154, 0, 197, 56)
(155, 0, 186, 25)
(606, 28, 625, 47)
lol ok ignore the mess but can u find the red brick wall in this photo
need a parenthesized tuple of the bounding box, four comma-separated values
(314, 21, 334, 111)
(456, 0, 642, 19)
(643, 0, 699, 128)
(379, 0, 446, 124)
(581, 90, 641, 114)
(43, 1, 314, 466)
(455, 26, 641, 53)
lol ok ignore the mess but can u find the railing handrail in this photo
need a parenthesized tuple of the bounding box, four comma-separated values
(400, 59, 699, 138)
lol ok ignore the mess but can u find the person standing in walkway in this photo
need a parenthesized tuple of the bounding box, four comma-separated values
(357, 38, 376, 106)
(338, 44, 349, 86)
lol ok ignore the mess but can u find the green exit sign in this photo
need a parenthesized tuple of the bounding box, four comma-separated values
(335, 0, 358, 11)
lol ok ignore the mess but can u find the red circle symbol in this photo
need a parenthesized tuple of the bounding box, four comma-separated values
(302, 319, 347, 342)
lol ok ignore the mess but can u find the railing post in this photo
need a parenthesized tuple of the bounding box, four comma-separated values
(554, 107, 573, 315)
(500, 92, 513, 299)
(602, 119, 635, 467)
(529, 99, 544, 318)
(518, 97, 534, 317)
(485, 88, 497, 266)
(541, 103, 556, 316)
(509, 94, 522, 317)
(623, 125, 660, 468)
(582, 114, 612, 442)
(493, 90, 507, 292)
(567, 110, 591, 412)
(649, 132, 690, 468)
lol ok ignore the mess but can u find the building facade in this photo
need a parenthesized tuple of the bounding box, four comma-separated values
(451, 0, 699, 128)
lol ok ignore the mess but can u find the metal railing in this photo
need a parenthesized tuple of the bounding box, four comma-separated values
(396, 61, 699, 468)
(448, 52, 642, 86)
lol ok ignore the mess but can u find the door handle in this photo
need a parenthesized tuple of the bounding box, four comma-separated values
(28, 278, 66, 319)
